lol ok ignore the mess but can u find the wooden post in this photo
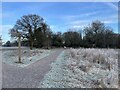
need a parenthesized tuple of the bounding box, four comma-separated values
(11, 31, 22, 63)
(18, 35, 21, 63)
(46, 35, 48, 49)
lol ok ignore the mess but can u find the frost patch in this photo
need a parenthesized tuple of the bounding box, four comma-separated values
(2, 49, 52, 67)
(39, 48, 118, 88)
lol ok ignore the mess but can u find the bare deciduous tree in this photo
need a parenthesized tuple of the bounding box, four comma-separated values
(10, 14, 44, 50)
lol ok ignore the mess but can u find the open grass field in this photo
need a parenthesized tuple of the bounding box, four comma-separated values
(2, 47, 119, 88)
(39, 48, 118, 88)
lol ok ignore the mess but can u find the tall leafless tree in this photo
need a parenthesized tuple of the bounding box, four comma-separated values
(10, 14, 44, 49)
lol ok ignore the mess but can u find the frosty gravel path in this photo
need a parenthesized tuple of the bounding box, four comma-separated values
(2, 49, 63, 88)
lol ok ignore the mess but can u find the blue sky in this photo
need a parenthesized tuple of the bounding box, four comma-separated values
(1, 2, 118, 42)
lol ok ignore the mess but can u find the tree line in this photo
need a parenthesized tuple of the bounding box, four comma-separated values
(5, 14, 119, 49)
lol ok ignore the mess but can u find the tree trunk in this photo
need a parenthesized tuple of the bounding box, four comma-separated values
(18, 36, 22, 63)
(30, 40, 33, 50)
(29, 34, 34, 50)
(31, 41, 33, 50)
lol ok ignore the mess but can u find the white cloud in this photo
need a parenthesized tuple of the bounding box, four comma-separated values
(64, 11, 100, 21)
(105, 2, 118, 11)
(2, 12, 15, 19)
(101, 15, 117, 24)
(1, 25, 13, 32)
(102, 20, 113, 24)
(68, 20, 90, 29)
(65, 14, 117, 30)
(69, 19, 90, 26)
(50, 25, 68, 33)
(71, 25, 86, 29)
(0, 25, 13, 43)
(70, 20, 90, 25)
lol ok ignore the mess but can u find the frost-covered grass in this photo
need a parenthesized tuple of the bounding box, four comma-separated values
(39, 48, 118, 88)
(2, 49, 53, 67)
